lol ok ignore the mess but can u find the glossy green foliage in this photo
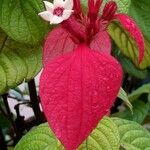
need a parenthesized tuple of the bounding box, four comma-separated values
(14, 117, 120, 150)
(0, 0, 49, 94)
(0, 0, 48, 45)
(114, 101, 150, 124)
(113, 118, 150, 150)
(15, 117, 150, 150)
(117, 52, 148, 79)
(129, 0, 150, 42)
(108, 22, 146, 69)
(129, 84, 150, 102)
(0, 29, 42, 94)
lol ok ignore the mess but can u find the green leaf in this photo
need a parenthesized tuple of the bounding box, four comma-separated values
(140, 39, 150, 69)
(0, 0, 48, 45)
(15, 123, 63, 150)
(129, 0, 150, 42)
(118, 87, 133, 112)
(15, 117, 150, 150)
(120, 57, 148, 79)
(0, 29, 42, 94)
(115, 51, 148, 79)
(113, 101, 150, 124)
(0, 29, 8, 52)
(14, 117, 120, 150)
(14, 117, 150, 150)
(79, 117, 120, 150)
(108, 22, 150, 69)
(127, 0, 150, 69)
(113, 118, 150, 150)
(128, 84, 150, 102)
(108, 22, 138, 68)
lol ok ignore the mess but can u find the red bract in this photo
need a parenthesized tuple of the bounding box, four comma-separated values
(101, 1, 117, 22)
(114, 14, 145, 63)
(43, 26, 77, 65)
(40, 0, 145, 149)
(40, 45, 122, 150)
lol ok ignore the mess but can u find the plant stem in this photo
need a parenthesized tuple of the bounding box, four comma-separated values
(28, 79, 43, 125)
(2, 94, 11, 118)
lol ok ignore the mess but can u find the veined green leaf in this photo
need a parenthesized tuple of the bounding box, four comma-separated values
(0, 0, 48, 45)
(118, 87, 133, 112)
(79, 117, 120, 150)
(113, 101, 150, 124)
(15, 117, 150, 150)
(0, 29, 42, 94)
(141, 39, 150, 69)
(108, 22, 138, 68)
(113, 46, 148, 79)
(127, 0, 150, 69)
(117, 53, 148, 79)
(108, 22, 150, 69)
(113, 118, 150, 150)
(129, 0, 150, 42)
(15, 117, 120, 150)
(128, 84, 150, 102)
(15, 123, 64, 150)
(0, 29, 7, 52)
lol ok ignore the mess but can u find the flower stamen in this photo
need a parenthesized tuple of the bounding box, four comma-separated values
(53, 7, 64, 17)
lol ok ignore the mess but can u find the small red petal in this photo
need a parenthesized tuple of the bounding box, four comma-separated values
(40, 44, 122, 150)
(90, 31, 112, 54)
(102, 1, 117, 21)
(88, 0, 102, 20)
(73, 0, 83, 18)
(114, 14, 145, 63)
(88, 0, 95, 14)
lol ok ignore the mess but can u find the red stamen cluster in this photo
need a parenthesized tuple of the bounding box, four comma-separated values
(53, 7, 64, 16)
(62, 0, 117, 45)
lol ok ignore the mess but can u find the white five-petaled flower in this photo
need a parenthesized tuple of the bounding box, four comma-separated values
(38, 0, 74, 24)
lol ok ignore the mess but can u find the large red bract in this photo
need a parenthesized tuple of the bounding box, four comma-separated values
(40, 45, 122, 150)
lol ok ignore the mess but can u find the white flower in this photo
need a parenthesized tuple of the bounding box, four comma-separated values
(38, 0, 74, 24)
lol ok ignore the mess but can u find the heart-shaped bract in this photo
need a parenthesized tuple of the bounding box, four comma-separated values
(40, 44, 122, 150)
